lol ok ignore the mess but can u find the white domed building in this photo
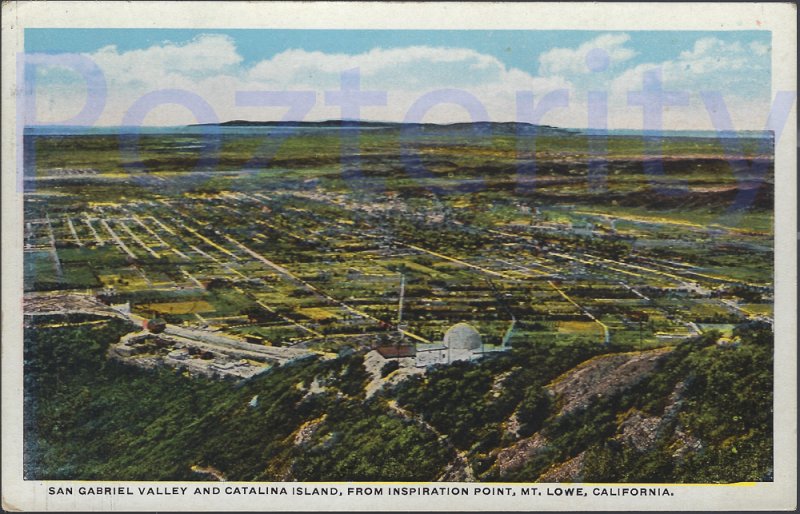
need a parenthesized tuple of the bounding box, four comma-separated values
(415, 322, 484, 367)
(443, 323, 482, 350)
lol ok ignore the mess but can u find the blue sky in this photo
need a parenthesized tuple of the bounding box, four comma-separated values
(24, 29, 772, 129)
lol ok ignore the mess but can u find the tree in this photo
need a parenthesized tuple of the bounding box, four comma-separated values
(146, 318, 167, 334)
(516, 387, 552, 437)
(380, 360, 400, 378)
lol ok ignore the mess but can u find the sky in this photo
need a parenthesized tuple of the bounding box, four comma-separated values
(24, 29, 772, 130)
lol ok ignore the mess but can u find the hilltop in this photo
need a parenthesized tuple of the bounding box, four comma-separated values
(189, 119, 578, 136)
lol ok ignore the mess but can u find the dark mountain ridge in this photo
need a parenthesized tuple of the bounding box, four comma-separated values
(190, 119, 578, 136)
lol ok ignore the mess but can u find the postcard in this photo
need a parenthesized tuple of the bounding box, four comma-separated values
(1, 1, 796, 511)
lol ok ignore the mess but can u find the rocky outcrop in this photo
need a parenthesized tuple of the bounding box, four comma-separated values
(537, 452, 586, 482)
(493, 432, 549, 475)
(547, 348, 671, 416)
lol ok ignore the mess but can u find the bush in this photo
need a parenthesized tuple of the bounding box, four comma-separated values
(380, 360, 400, 377)
(516, 387, 552, 437)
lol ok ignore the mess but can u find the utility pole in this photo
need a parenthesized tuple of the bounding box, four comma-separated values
(395, 273, 406, 356)
(397, 273, 405, 327)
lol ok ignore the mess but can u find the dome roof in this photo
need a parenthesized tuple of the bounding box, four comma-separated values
(443, 323, 482, 350)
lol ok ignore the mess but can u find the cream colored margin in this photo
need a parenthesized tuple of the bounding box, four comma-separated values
(1, 2, 796, 511)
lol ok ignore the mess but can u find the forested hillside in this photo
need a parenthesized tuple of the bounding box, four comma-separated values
(24, 315, 772, 482)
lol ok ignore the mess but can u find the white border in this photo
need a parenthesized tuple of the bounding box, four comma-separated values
(2, 2, 796, 511)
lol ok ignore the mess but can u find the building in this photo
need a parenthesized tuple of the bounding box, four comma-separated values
(415, 322, 485, 368)
(443, 322, 482, 350)
(376, 344, 417, 359)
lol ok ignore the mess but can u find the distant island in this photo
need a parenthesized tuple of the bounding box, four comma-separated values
(188, 119, 578, 135)
(188, 120, 771, 140)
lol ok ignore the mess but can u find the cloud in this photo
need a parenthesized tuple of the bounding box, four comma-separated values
(676, 37, 749, 73)
(248, 46, 502, 87)
(538, 33, 637, 76)
(245, 45, 571, 95)
(610, 37, 769, 101)
(91, 34, 243, 83)
(241, 46, 573, 124)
